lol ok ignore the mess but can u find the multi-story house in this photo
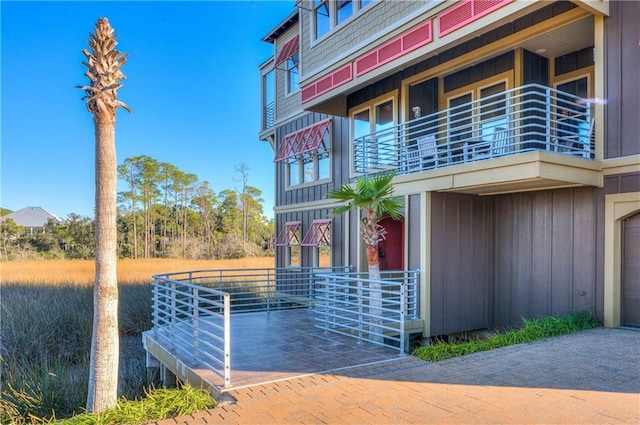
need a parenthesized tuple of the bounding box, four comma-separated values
(260, 0, 640, 339)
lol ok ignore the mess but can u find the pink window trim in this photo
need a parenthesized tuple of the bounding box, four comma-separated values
(275, 221, 301, 246)
(273, 118, 332, 162)
(301, 219, 332, 247)
(274, 36, 299, 68)
(437, 0, 514, 38)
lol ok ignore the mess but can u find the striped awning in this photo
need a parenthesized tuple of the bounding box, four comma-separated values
(301, 219, 331, 247)
(274, 36, 299, 68)
(274, 118, 332, 162)
(275, 221, 301, 246)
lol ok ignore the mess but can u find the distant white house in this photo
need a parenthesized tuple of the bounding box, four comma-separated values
(1, 206, 61, 234)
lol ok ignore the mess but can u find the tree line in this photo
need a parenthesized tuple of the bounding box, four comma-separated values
(0, 155, 274, 261)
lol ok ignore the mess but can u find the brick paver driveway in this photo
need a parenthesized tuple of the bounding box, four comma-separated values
(153, 328, 640, 424)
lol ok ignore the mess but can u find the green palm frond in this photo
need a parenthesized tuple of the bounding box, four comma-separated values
(327, 170, 402, 218)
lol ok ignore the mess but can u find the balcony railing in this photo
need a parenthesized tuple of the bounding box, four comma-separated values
(354, 83, 594, 175)
(263, 101, 275, 130)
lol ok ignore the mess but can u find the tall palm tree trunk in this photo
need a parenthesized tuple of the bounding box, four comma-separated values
(87, 123, 119, 411)
(363, 210, 383, 341)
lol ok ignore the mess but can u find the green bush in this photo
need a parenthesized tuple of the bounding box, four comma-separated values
(413, 311, 599, 362)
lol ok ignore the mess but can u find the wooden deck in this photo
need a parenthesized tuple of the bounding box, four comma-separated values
(143, 308, 405, 396)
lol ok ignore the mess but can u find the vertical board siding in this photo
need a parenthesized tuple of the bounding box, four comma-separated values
(492, 188, 598, 327)
(550, 191, 573, 317)
(511, 195, 533, 322)
(605, 0, 640, 158)
(429, 188, 600, 336)
(430, 192, 491, 335)
(493, 196, 513, 325)
(407, 194, 422, 270)
(530, 192, 553, 317)
(572, 189, 597, 313)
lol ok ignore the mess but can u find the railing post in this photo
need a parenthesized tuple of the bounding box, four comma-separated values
(193, 287, 199, 362)
(308, 267, 313, 305)
(357, 278, 363, 344)
(545, 86, 552, 151)
(267, 268, 271, 313)
(400, 282, 407, 355)
(170, 280, 176, 347)
(223, 292, 232, 388)
(152, 277, 159, 336)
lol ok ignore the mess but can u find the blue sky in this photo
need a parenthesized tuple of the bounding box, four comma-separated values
(1, 0, 294, 220)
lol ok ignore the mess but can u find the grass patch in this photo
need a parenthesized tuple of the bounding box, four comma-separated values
(412, 311, 599, 362)
(57, 384, 216, 425)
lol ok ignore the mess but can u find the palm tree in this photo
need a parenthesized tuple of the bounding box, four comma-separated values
(79, 17, 130, 414)
(328, 170, 403, 341)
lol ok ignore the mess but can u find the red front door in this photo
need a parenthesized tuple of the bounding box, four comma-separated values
(378, 216, 404, 271)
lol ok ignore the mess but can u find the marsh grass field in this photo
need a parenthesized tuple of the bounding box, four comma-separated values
(1, 257, 274, 423)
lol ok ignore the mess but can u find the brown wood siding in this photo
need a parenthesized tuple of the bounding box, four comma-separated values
(604, 0, 640, 158)
(493, 188, 598, 327)
(604, 173, 640, 195)
(430, 192, 491, 335)
(429, 187, 603, 336)
(407, 194, 422, 270)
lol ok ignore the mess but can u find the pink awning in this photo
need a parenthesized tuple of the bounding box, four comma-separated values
(275, 221, 301, 246)
(274, 118, 332, 162)
(274, 36, 299, 68)
(301, 219, 331, 247)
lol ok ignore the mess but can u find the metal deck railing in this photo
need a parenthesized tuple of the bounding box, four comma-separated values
(314, 270, 420, 354)
(150, 266, 351, 387)
(354, 83, 594, 175)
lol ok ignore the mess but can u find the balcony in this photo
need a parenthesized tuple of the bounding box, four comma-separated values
(353, 84, 601, 195)
(262, 101, 275, 130)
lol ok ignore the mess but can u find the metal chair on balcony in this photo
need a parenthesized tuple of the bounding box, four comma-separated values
(470, 127, 509, 160)
(405, 134, 438, 171)
(577, 118, 595, 159)
(553, 117, 594, 158)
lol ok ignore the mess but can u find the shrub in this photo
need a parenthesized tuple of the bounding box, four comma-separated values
(413, 311, 599, 362)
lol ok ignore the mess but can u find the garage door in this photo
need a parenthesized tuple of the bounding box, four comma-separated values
(622, 212, 640, 327)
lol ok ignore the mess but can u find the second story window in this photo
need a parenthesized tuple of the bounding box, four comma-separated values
(274, 118, 332, 188)
(351, 95, 397, 173)
(314, 0, 330, 39)
(287, 52, 300, 94)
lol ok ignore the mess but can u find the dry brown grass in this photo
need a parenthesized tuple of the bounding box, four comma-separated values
(0, 257, 275, 285)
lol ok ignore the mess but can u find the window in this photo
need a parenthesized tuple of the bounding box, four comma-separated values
(262, 70, 275, 129)
(286, 53, 299, 94)
(336, 0, 352, 25)
(313, 0, 373, 40)
(314, 0, 330, 39)
(301, 219, 332, 267)
(275, 221, 301, 267)
(446, 79, 508, 145)
(274, 119, 332, 188)
(351, 95, 397, 173)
